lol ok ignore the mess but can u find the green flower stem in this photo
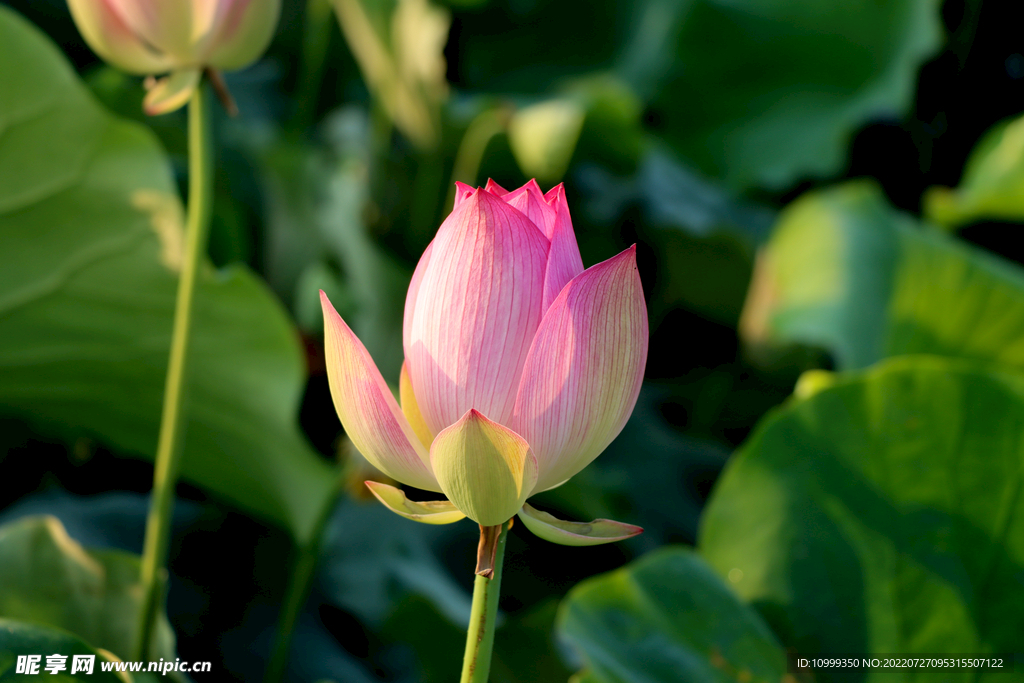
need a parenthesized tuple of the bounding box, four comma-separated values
(460, 521, 510, 683)
(263, 488, 341, 683)
(133, 82, 213, 661)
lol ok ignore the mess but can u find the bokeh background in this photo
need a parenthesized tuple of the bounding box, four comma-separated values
(2, 0, 1024, 680)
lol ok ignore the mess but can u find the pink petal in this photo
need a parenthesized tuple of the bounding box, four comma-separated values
(502, 179, 556, 239)
(67, 0, 175, 73)
(403, 239, 433, 357)
(484, 178, 509, 196)
(321, 291, 440, 492)
(511, 246, 648, 491)
(540, 184, 584, 311)
(407, 189, 550, 433)
(452, 181, 476, 211)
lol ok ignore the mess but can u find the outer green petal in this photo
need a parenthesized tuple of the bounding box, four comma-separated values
(142, 68, 200, 116)
(364, 481, 465, 525)
(430, 409, 538, 526)
(518, 503, 642, 546)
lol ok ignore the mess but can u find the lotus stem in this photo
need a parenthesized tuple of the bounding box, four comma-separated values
(134, 81, 213, 660)
(460, 520, 510, 683)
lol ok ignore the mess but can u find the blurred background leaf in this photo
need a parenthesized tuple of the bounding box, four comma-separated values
(741, 181, 1024, 372)
(0, 516, 181, 681)
(700, 357, 1024, 679)
(925, 112, 1024, 229)
(558, 547, 788, 683)
(617, 0, 943, 189)
(0, 619, 130, 682)
(0, 6, 337, 544)
(317, 499, 471, 629)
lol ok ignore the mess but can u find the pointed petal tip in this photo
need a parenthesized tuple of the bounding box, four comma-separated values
(544, 183, 565, 204)
(518, 503, 643, 546)
(454, 407, 498, 430)
(484, 178, 510, 196)
(603, 244, 639, 269)
(452, 182, 478, 212)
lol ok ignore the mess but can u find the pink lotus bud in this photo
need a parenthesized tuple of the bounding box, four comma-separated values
(322, 180, 648, 544)
(67, 0, 280, 113)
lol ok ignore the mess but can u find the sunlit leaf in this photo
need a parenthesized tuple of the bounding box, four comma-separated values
(925, 113, 1024, 229)
(0, 516, 178, 678)
(0, 6, 337, 543)
(700, 357, 1024, 679)
(0, 619, 129, 682)
(741, 181, 1024, 371)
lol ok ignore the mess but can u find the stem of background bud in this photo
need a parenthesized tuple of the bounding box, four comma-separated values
(460, 520, 511, 683)
(263, 484, 342, 683)
(133, 82, 213, 661)
(445, 105, 512, 212)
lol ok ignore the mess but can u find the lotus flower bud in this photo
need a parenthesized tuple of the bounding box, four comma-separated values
(67, 0, 280, 114)
(321, 180, 648, 546)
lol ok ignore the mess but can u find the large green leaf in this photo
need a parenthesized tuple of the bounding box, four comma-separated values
(0, 516, 176, 675)
(619, 0, 941, 189)
(0, 7, 337, 542)
(0, 619, 129, 683)
(925, 113, 1024, 229)
(699, 357, 1024, 681)
(557, 547, 788, 683)
(741, 181, 1024, 371)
